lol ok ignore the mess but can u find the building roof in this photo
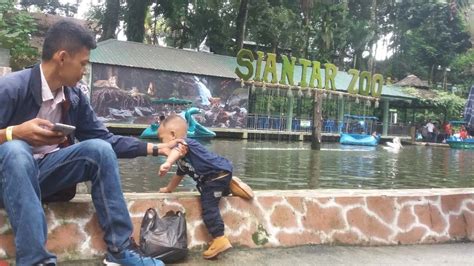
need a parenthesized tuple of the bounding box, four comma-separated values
(90, 39, 415, 100)
(90, 39, 237, 78)
(394, 74, 429, 89)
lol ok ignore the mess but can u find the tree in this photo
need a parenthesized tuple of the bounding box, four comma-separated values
(403, 87, 466, 121)
(299, 0, 314, 58)
(387, 1, 471, 82)
(247, 0, 301, 54)
(235, 0, 249, 53)
(0, 0, 38, 70)
(449, 48, 474, 94)
(125, 0, 151, 42)
(452, 0, 474, 47)
(429, 91, 466, 121)
(198, 1, 237, 55)
(308, 2, 348, 63)
(155, 0, 190, 48)
(20, 0, 78, 17)
(99, 0, 121, 41)
(153, 0, 238, 54)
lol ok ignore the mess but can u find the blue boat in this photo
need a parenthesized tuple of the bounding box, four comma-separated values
(140, 107, 216, 139)
(340, 133, 380, 146)
(444, 118, 474, 149)
(446, 137, 474, 149)
(340, 115, 380, 146)
(446, 124, 474, 149)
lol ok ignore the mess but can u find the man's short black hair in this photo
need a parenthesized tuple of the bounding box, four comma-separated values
(42, 20, 97, 60)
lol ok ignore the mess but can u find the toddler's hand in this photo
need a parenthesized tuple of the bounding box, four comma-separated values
(159, 187, 172, 193)
(165, 139, 186, 149)
(159, 162, 171, 177)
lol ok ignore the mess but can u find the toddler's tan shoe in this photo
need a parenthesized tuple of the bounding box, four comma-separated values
(230, 176, 254, 200)
(203, 235, 232, 259)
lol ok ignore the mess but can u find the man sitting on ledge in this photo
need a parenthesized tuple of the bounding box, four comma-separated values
(0, 20, 178, 266)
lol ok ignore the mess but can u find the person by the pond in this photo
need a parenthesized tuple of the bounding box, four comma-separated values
(442, 120, 452, 141)
(0, 20, 181, 266)
(425, 119, 435, 142)
(157, 114, 254, 259)
(460, 125, 469, 139)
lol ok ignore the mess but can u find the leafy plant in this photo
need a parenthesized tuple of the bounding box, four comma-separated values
(428, 91, 466, 121)
(449, 48, 474, 95)
(403, 87, 466, 121)
(0, 0, 39, 70)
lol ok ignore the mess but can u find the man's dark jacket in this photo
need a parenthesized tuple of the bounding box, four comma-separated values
(0, 64, 148, 201)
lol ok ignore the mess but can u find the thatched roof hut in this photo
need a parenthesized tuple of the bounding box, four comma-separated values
(394, 74, 429, 89)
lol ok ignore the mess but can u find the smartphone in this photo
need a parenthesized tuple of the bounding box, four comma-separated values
(52, 123, 76, 135)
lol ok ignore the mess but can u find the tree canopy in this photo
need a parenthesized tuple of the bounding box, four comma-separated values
(0, 0, 38, 70)
(2, 0, 473, 98)
(85, 0, 471, 93)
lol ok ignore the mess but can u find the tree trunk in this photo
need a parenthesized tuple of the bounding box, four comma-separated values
(125, 0, 150, 42)
(152, 5, 158, 45)
(354, 50, 365, 70)
(272, 41, 278, 54)
(367, 0, 377, 73)
(429, 64, 435, 87)
(311, 91, 322, 150)
(178, 5, 189, 49)
(235, 0, 249, 53)
(100, 0, 120, 41)
(300, 0, 313, 58)
(303, 26, 311, 59)
(470, 5, 474, 47)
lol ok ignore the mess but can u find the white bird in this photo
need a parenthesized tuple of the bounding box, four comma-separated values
(384, 137, 403, 152)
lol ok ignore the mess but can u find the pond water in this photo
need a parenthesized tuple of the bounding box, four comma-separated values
(118, 139, 474, 193)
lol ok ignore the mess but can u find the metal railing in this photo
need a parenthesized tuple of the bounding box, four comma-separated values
(246, 114, 413, 136)
(374, 123, 412, 136)
(246, 114, 340, 133)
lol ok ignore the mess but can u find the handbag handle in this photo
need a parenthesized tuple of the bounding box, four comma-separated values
(141, 208, 158, 232)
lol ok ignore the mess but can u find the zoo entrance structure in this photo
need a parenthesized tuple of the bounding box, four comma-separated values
(86, 40, 439, 145)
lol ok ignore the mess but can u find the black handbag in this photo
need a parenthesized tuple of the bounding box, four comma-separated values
(139, 208, 188, 263)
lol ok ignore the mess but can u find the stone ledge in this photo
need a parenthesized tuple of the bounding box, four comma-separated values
(0, 188, 473, 261)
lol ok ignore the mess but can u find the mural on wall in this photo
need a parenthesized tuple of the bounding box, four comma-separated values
(90, 64, 248, 128)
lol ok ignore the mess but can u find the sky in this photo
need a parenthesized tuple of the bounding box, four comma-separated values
(68, 0, 96, 19)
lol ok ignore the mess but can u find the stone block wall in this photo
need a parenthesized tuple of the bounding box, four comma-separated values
(0, 188, 473, 261)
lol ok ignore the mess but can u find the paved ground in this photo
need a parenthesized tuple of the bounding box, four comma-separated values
(61, 242, 474, 266)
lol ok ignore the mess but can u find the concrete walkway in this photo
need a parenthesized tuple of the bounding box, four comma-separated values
(62, 242, 474, 265)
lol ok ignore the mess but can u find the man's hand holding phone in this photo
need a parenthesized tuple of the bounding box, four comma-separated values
(52, 123, 76, 135)
(6, 118, 71, 146)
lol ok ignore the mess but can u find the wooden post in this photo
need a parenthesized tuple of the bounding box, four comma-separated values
(311, 91, 323, 150)
(410, 126, 416, 144)
(286, 95, 294, 132)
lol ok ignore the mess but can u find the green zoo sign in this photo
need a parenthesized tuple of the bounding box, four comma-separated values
(235, 49, 383, 98)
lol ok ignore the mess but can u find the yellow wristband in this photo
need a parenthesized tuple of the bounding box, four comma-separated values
(6, 126, 14, 141)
